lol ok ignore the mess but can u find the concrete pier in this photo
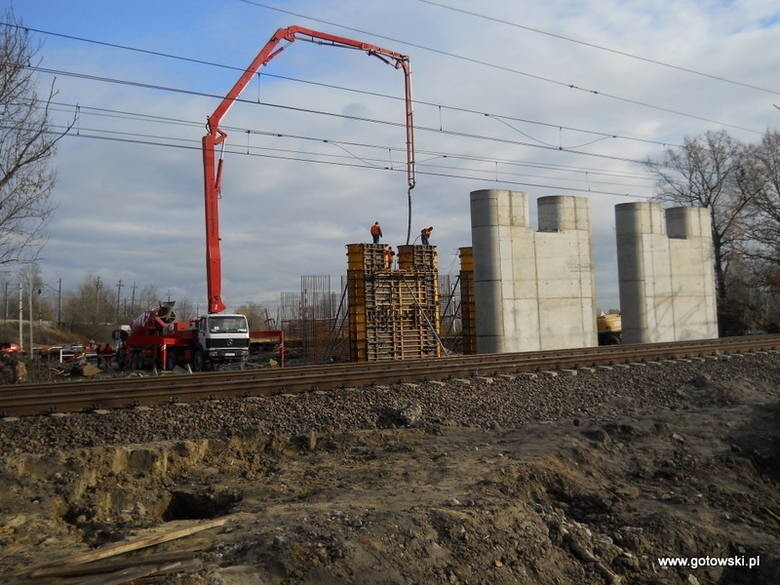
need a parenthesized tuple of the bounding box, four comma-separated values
(615, 202, 718, 343)
(470, 189, 597, 353)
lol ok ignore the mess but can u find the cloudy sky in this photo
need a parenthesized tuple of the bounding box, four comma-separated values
(6, 0, 780, 314)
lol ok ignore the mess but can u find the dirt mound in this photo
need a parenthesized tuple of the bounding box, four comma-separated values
(1, 354, 779, 584)
(2, 405, 779, 584)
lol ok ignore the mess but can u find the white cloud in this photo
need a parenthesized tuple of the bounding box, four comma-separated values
(9, 0, 780, 314)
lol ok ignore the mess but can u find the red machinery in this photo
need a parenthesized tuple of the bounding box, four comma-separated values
(117, 302, 251, 371)
(129, 303, 179, 335)
(117, 302, 197, 370)
(202, 25, 417, 314)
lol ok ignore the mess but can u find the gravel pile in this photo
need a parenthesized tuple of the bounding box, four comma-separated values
(1, 352, 779, 457)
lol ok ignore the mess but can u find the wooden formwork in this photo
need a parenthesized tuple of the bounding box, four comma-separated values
(459, 246, 476, 355)
(397, 244, 438, 272)
(347, 243, 441, 361)
(346, 243, 388, 272)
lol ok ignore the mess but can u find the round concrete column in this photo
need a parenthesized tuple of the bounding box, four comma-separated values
(538, 195, 580, 231)
(615, 201, 665, 236)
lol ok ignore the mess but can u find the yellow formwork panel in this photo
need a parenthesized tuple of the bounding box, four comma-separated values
(397, 245, 438, 272)
(460, 271, 476, 355)
(459, 246, 473, 271)
(346, 243, 387, 272)
(459, 247, 476, 354)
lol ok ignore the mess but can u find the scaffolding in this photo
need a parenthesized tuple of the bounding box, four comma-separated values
(279, 276, 343, 361)
(438, 274, 462, 336)
(347, 243, 441, 361)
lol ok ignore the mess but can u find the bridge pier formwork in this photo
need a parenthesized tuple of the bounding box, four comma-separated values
(346, 243, 441, 361)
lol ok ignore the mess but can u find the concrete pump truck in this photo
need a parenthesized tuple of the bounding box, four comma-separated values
(117, 25, 415, 372)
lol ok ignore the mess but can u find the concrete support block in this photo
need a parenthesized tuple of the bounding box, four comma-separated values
(471, 189, 598, 354)
(616, 202, 717, 344)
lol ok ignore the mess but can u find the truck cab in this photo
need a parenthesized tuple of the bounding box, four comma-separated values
(195, 313, 250, 369)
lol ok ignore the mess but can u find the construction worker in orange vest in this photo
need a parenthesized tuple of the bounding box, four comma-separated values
(420, 226, 433, 245)
(370, 221, 383, 243)
(385, 245, 396, 269)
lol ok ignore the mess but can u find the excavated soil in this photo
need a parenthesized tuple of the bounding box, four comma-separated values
(1, 352, 779, 584)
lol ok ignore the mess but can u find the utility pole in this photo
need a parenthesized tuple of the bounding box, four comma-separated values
(28, 272, 33, 355)
(57, 278, 62, 326)
(130, 281, 137, 317)
(17, 282, 22, 351)
(115, 279, 124, 324)
(95, 276, 102, 324)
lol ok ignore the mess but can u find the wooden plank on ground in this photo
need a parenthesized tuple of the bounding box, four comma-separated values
(25, 515, 233, 575)
(69, 558, 201, 585)
(25, 550, 199, 579)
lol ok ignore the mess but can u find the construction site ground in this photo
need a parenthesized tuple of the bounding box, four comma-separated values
(0, 353, 779, 584)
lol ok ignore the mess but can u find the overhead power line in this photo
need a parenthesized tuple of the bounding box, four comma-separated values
(41, 120, 653, 189)
(4, 21, 679, 149)
(30, 64, 659, 166)
(235, 0, 763, 134)
(418, 0, 780, 97)
(25, 125, 651, 200)
(6, 109, 652, 196)
(45, 99, 654, 181)
(8, 20, 747, 140)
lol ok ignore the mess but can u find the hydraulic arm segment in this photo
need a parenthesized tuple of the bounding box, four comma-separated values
(202, 25, 415, 314)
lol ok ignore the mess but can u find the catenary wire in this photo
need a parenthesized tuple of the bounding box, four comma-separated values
(23, 113, 655, 189)
(12, 123, 652, 199)
(15, 97, 655, 188)
(6, 18, 759, 138)
(56, 122, 653, 189)
(235, 0, 763, 135)
(418, 0, 780, 97)
(29, 65, 660, 167)
(43, 99, 655, 180)
(3, 21, 682, 149)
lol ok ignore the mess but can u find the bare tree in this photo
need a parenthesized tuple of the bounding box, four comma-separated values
(0, 13, 66, 264)
(746, 131, 780, 273)
(136, 284, 162, 312)
(235, 301, 274, 330)
(60, 274, 113, 326)
(739, 130, 780, 328)
(645, 130, 752, 300)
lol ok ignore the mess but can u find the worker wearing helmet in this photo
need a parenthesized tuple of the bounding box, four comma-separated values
(370, 221, 383, 244)
(420, 226, 433, 246)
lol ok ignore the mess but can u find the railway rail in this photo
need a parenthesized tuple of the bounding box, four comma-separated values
(1, 335, 779, 418)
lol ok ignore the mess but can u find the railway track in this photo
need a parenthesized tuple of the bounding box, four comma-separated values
(2, 335, 779, 418)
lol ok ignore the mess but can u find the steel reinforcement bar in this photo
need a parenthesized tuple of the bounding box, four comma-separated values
(1, 335, 778, 417)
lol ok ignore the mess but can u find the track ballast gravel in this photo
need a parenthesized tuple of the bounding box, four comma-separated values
(1, 352, 778, 457)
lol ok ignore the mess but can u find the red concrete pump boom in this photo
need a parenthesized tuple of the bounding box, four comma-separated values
(202, 25, 415, 314)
